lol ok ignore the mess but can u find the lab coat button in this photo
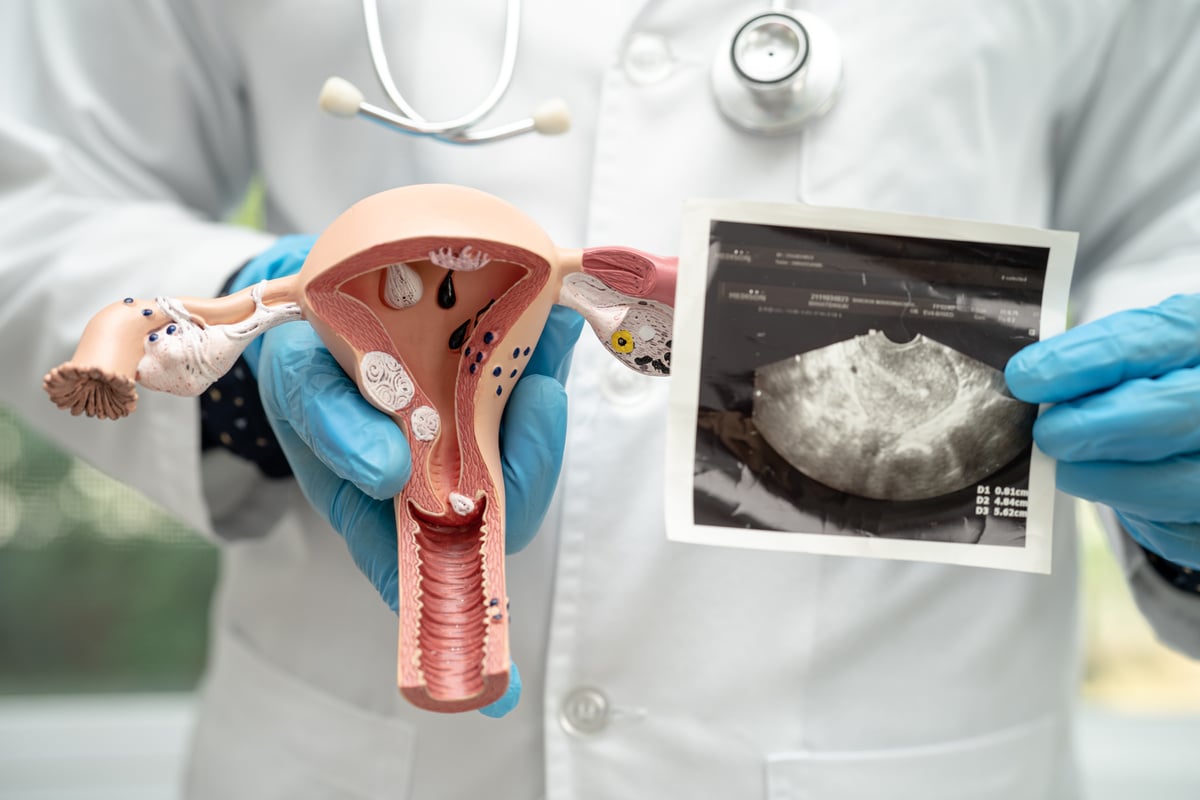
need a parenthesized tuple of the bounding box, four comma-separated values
(623, 33, 675, 85)
(559, 687, 610, 736)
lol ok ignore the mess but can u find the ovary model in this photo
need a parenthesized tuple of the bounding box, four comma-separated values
(44, 184, 676, 713)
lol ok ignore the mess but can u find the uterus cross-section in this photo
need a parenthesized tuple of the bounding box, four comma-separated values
(43, 184, 677, 713)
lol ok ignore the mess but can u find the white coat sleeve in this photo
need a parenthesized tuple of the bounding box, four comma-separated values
(0, 1, 275, 537)
(1051, 0, 1200, 656)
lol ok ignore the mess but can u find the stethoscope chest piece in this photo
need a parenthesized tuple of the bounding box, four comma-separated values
(712, 10, 843, 135)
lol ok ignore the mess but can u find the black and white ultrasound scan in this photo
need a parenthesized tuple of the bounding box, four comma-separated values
(665, 201, 1076, 573)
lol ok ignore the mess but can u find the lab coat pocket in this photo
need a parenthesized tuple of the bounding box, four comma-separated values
(765, 714, 1068, 800)
(797, 2, 1050, 221)
(185, 629, 417, 800)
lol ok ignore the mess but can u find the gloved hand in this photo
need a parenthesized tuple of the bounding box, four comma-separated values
(1005, 293, 1200, 568)
(236, 235, 585, 716)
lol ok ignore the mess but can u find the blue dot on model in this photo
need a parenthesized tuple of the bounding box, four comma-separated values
(510, 369, 517, 378)
(523, 347, 531, 356)
(149, 333, 158, 342)
(142, 309, 152, 316)
(512, 347, 520, 358)
(492, 366, 502, 377)
(483, 332, 494, 344)
(496, 386, 503, 396)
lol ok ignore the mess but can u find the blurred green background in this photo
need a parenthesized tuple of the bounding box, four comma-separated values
(0, 407, 216, 694)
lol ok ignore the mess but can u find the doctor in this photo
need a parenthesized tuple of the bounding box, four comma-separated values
(2, 2, 1199, 798)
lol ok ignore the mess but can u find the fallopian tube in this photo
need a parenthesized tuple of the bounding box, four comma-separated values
(44, 184, 676, 713)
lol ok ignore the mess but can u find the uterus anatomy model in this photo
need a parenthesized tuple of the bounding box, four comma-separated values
(44, 184, 676, 713)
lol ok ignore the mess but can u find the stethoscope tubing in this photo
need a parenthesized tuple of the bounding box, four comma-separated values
(361, 0, 523, 137)
(325, 2, 840, 144)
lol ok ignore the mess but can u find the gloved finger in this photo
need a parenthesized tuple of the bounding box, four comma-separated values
(526, 306, 585, 385)
(229, 234, 318, 292)
(1114, 511, 1200, 571)
(260, 322, 412, 500)
(1033, 365, 1200, 462)
(242, 335, 266, 381)
(478, 661, 522, 719)
(1056, 456, 1200, 524)
(1006, 294, 1200, 403)
(268, 413, 401, 610)
(500, 374, 569, 553)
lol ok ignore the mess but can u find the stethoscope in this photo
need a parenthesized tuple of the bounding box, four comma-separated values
(318, 0, 842, 144)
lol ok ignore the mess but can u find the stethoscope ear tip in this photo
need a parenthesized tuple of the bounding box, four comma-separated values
(319, 76, 365, 118)
(532, 99, 572, 136)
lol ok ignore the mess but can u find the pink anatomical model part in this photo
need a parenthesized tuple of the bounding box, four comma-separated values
(43, 184, 677, 713)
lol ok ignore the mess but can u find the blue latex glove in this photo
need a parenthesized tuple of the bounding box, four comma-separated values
(237, 236, 584, 716)
(1006, 293, 1200, 568)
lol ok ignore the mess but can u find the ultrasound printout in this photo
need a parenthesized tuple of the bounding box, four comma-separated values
(666, 201, 1076, 573)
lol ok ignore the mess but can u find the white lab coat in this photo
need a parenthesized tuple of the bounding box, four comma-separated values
(2, 1, 1200, 798)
